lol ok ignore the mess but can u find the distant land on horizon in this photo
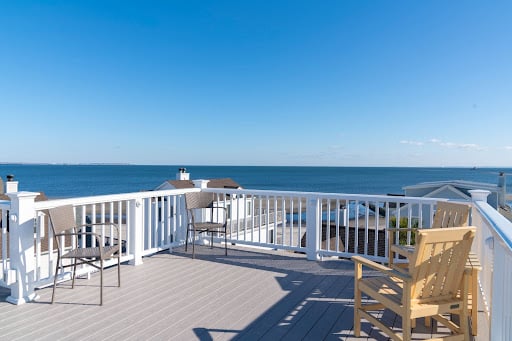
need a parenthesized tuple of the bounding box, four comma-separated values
(0, 161, 512, 170)
(0, 162, 133, 166)
(1, 162, 511, 169)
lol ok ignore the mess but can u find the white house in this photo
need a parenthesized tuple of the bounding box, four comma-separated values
(154, 168, 283, 245)
(400, 172, 512, 224)
(403, 172, 508, 210)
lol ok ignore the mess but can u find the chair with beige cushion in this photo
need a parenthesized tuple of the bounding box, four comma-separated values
(185, 192, 228, 258)
(48, 204, 121, 305)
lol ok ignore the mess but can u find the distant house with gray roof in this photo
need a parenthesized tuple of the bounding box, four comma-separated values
(403, 173, 508, 210)
(155, 178, 242, 191)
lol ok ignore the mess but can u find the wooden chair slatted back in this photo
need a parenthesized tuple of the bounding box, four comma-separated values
(409, 227, 475, 301)
(432, 201, 470, 228)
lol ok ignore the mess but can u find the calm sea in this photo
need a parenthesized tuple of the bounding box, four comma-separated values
(0, 164, 511, 199)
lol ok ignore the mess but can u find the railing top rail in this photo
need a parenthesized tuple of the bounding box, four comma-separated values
(474, 200, 512, 253)
(34, 188, 199, 210)
(204, 187, 444, 204)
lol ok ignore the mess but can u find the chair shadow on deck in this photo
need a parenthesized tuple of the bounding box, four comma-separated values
(172, 245, 355, 340)
(171, 245, 453, 340)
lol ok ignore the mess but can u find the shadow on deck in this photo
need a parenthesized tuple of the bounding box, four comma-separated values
(0, 245, 485, 340)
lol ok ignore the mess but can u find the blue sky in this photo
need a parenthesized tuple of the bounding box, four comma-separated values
(1, 1, 511, 167)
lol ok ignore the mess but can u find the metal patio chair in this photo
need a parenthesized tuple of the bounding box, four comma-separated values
(184, 192, 228, 258)
(354, 226, 476, 340)
(48, 204, 121, 305)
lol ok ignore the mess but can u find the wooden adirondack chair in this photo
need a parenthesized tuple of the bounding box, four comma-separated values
(353, 226, 475, 341)
(389, 201, 471, 267)
(387, 201, 480, 335)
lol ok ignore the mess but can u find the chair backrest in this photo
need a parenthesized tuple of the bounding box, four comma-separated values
(408, 226, 475, 302)
(432, 201, 470, 228)
(48, 205, 77, 235)
(184, 192, 215, 210)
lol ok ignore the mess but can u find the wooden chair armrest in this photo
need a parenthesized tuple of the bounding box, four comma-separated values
(387, 228, 419, 233)
(388, 228, 419, 241)
(352, 256, 411, 280)
(390, 244, 415, 258)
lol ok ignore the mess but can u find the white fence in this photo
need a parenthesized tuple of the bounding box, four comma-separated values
(471, 199, 512, 341)
(206, 188, 440, 262)
(1, 187, 511, 339)
(0, 200, 9, 286)
(1, 188, 441, 296)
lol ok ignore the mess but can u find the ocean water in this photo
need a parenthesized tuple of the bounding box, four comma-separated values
(0, 164, 510, 199)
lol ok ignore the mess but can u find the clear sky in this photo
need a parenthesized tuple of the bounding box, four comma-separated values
(1, 1, 511, 167)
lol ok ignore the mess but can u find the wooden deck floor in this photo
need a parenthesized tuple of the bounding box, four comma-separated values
(0, 245, 488, 340)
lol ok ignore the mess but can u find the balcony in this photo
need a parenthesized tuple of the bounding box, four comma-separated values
(1, 187, 510, 340)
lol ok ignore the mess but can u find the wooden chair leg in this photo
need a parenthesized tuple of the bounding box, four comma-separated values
(470, 269, 478, 336)
(402, 315, 412, 340)
(354, 262, 362, 337)
(425, 316, 432, 327)
(461, 273, 471, 339)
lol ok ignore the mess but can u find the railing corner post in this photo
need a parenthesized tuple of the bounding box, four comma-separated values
(129, 199, 144, 266)
(469, 189, 491, 203)
(6, 191, 40, 304)
(306, 197, 321, 261)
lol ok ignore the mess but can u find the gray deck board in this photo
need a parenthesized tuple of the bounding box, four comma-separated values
(0, 245, 489, 340)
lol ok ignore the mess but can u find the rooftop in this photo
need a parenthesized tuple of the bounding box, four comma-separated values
(0, 245, 488, 340)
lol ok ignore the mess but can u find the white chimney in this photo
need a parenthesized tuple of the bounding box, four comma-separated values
(192, 179, 210, 189)
(176, 167, 190, 181)
(5, 174, 18, 193)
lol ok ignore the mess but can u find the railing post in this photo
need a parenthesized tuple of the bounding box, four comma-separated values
(6, 191, 39, 304)
(306, 197, 321, 261)
(470, 189, 510, 341)
(469, 189, 491, 203)
(129, 198, 144, 266)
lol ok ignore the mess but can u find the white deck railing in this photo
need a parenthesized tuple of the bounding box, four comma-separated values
(470, 196, 512, 341)
(0, 187, 510, 339)
(205, 188, 440, 261)
(0, 200, 10, 286)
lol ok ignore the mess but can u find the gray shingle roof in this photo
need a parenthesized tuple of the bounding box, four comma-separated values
(167, 178, 242, 190)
